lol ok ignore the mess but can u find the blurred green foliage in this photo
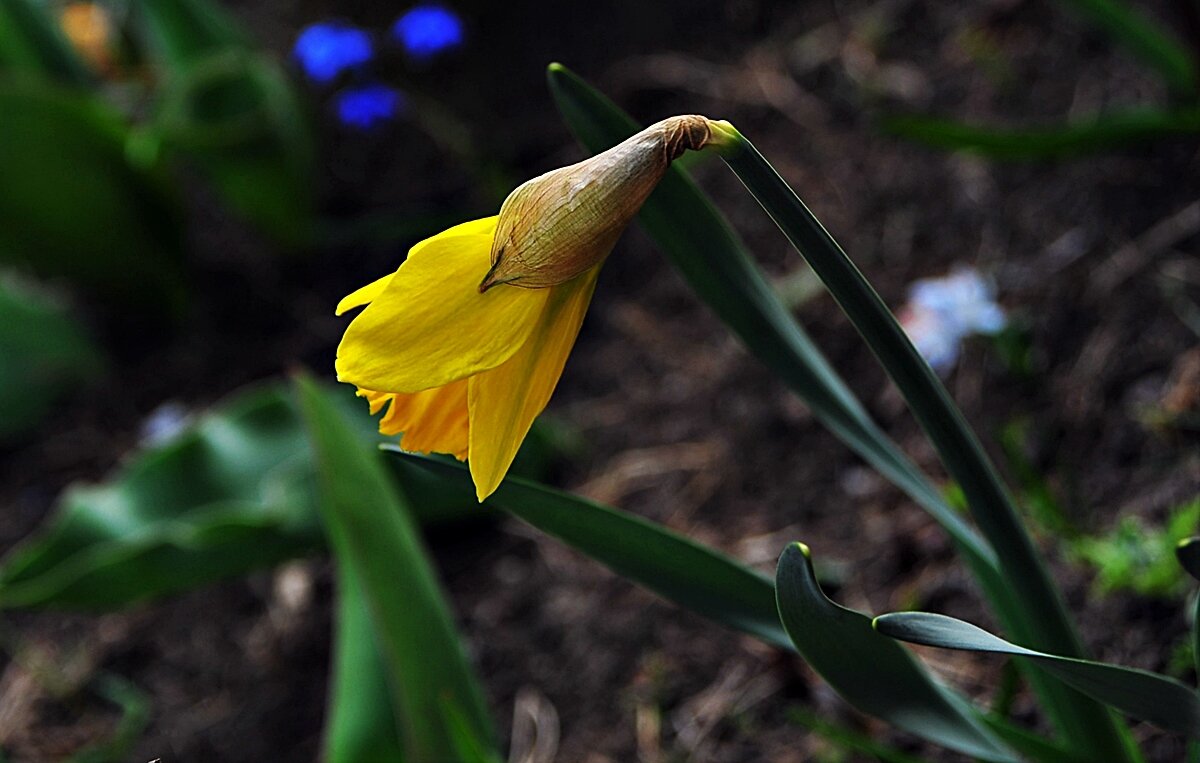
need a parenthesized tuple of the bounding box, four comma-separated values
(886, 0, 1200, 157)
(0, 276, 103, 443)
(0, 0, 314, 313)
(1072, 498, 1200, 597)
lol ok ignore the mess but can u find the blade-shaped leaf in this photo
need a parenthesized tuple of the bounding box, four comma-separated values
(875, 611, 1200, 736)
(775, 543, 1016, 762)
(0, 276, 104, 443)
(544, 62, 997, 581)
(1177, 537, 1200, 582)
(386, 450, 790, 650)
(883, 109, 1200, 160)
(1054, 0, 1197, 94)
(543, 64, 1117, 754)
(0, 383, 478, 611)
(325, 557, 406, 763)
(714, 119, 1132, 758)
(296, 375, 496, 762)
(1178, 537, 1200, 679)
(0, 83, 185, 311)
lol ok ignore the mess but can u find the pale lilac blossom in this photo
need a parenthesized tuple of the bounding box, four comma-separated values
(898, 267, 1006, 373)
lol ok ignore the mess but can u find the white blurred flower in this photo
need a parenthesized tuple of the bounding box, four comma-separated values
(898, 267, 1006, 373)
(138, 401, 192, 446)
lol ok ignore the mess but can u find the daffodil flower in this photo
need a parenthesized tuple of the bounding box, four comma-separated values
(335, 114, 730, 500)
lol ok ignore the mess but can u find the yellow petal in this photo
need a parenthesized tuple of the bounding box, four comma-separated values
(337, 272, 393, 315)
(467, 267, 601, 500)
(336, 225, 550, 394)
(334, 217, 501, 316)
(361, 381, 470, 460)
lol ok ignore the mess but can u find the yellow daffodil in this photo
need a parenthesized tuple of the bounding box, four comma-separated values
(336, 115, 730, 500)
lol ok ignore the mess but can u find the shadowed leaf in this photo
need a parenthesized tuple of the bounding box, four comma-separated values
(883, 110, 1200, 159)
(0, 277, 103, 443)
(388, 451, 790, 650)
(297, 375, 496, 761)
(0, 384, 477, 611)
(775, 543, 1016, 762)
(875, 611, 1200, 736)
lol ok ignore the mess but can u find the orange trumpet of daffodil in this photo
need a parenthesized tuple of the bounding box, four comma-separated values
(335, 115, 730, 500)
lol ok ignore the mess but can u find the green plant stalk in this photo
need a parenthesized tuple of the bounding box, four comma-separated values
(712, 126, 1133, 760)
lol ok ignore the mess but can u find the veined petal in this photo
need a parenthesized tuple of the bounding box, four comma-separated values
(467, 267, 601, 500)
(335, 216, 501, 316)
(336, 225, 550, 394)
(359, 381, 470, 460)
(337, 272, 393, 315)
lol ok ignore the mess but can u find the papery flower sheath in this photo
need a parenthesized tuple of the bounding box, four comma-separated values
(335, 115, 729, 500)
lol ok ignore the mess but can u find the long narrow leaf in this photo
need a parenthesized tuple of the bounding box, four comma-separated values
(543, 63, 1102, 750)
(325, 559, 406, 763)
(1054, 0, 1197, 94)
(1177, 537, 1200, 679)
(883, 109, 1200, 159)
(715, 121, 1132, 758)
(875, 611, 1200, 736)
(297, 376, 496, 762)
(775, 543, 1016, 761)
(544, 62, 997, 580)
(387, 450, 790, 650)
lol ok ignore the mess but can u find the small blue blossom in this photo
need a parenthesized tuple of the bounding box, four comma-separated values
(899, 267, 1006, 373)
(334, 84, 405, 128)
(391, 4, 463, 59)
(293, 22, 373, 83)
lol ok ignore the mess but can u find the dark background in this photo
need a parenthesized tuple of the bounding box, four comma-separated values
(2, 0, 1199, 760)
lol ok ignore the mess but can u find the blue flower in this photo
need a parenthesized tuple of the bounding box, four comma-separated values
(391, 4, 463, 59)
(334, 84, 405, 128)
(293, 22, 373, 83)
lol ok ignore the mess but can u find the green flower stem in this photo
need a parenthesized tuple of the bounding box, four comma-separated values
(717, 127, 1134, 761)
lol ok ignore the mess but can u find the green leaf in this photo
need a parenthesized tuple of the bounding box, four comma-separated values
(543, 63, 1121, 755)
(0, 0, 93, 85)
(544, 62, 997, 583)
(135, 0, 250, 67)
(296, 375, 497, 762)
(1053, 0, 1197, 95)
(0, 383, 479, 611)
(882, 109, 1200, 159)
(1177, 537, 1200, 680)
(0, 276, 103, 443)
(138, 0, 315, 245)
(387, 451, 791, 650)
(1177, 537, 1200, 582)
(0, 82, 185, 311)
(875, 611, 1200, 736)
(775, 543, 1017, 761)
(325, 557, 406, 763)
(0, 386, 319, 609)
(715, 120, 1133, 758)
